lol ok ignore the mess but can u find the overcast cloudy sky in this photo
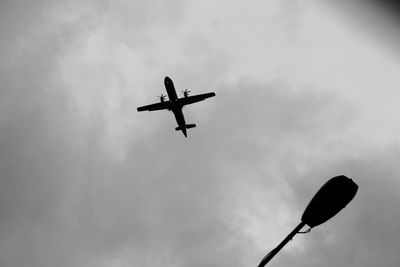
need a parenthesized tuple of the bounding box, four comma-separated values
(1, 1, 400, 267)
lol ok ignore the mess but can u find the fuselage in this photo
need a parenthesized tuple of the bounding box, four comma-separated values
(164, 76, 187, 137)
(164, 76, 178, 101)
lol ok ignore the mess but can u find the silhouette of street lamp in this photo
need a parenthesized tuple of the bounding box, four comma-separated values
(257, 175, 358, 267)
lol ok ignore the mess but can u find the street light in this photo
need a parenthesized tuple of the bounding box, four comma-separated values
(257, 175, 358, 267)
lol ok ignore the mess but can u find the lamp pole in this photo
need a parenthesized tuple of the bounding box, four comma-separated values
(256, 175, 358, 267)
(257, 222, 306, 267)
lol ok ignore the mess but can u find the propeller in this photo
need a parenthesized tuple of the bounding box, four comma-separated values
(158, 94, 167, 102)
(181, 89, 191, 97)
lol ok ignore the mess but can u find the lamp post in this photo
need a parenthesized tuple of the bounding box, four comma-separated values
(257, 175, 358, 267)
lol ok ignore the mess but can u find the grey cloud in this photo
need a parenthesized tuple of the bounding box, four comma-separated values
(1, 1, 398, 267)
(0, 63, 358, 267)
(0, 1, 186, 266)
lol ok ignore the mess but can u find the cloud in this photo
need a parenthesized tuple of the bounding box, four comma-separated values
(0, 49, 359, 267)
(1, 1, 400, 267)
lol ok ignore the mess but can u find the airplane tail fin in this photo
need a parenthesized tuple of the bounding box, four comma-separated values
(175, 124, 196, 131)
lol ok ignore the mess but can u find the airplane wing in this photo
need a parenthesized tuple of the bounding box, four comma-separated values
(177, 92, 216, 106)
(137, 101, 171, 112)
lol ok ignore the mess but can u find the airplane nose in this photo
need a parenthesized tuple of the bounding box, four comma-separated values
(164, 76, 171, 83)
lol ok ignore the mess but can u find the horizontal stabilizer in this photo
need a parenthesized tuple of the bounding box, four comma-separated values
(175, 124, 197, 131)
(186, 124, 196, 129)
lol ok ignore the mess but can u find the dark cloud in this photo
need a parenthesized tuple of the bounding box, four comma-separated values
(0, 1, 184, 266)
(321, 0, 400, 56)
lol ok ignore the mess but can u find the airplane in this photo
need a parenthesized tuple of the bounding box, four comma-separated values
(137, 76, 216, 137)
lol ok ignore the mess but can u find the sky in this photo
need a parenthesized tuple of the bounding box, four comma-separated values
(1, 1, 400, 267)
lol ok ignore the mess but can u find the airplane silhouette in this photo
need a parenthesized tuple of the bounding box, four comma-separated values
(137, 76, 216, 137)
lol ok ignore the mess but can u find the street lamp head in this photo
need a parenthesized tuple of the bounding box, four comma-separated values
(301, 175, 358, 228)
